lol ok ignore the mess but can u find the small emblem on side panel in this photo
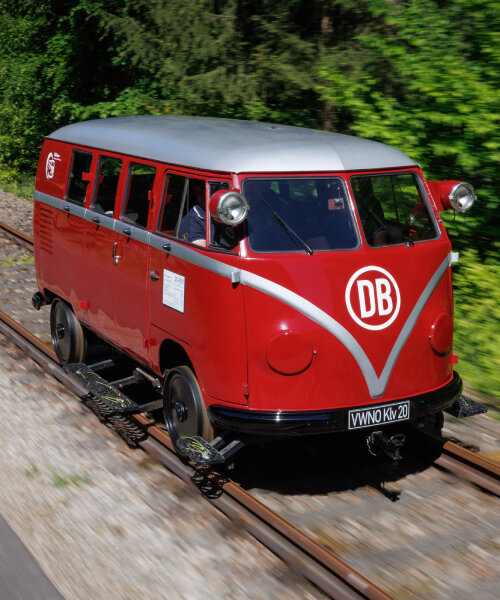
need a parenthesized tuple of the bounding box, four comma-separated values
(45, 152, 61, 179)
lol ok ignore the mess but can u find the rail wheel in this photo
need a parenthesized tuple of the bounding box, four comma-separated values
(163, 366, 214, 447)
(50, 298, 86, 364)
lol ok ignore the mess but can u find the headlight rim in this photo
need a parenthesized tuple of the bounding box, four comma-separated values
(215, 191, 249, 226)
(448, 182, 476, 213)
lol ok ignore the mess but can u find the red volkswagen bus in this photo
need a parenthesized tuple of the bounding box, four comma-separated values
(33, 116, 479, 463)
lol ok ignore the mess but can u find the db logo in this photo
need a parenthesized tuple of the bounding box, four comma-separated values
(45, 152, 61, 180)
(345, 266, 401, 330)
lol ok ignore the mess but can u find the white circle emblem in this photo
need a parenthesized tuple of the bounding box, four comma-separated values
(345, 266, 401, 330)
(45, 152, 56, 179)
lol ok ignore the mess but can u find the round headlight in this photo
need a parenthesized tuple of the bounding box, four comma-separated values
(449, 182, 476, 213)
(216, 192, 249, 226)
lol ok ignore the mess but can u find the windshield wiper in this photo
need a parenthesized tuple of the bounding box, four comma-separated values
(258, 194, 313, 255)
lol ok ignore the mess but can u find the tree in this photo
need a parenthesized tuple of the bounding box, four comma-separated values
(316, 0, 499, 256)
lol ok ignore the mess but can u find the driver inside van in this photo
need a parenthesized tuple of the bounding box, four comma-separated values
(178, 180, 237, 249)
(178, 180, 207, 246)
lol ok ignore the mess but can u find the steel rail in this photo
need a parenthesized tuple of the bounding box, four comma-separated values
(0, 307, 392, 600)
(432, 437, 499, 496)
(0, 220, 34, 252)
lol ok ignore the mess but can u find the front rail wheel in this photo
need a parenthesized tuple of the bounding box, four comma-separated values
(163, 366, 214, 447)
(50, 299, 86, 364)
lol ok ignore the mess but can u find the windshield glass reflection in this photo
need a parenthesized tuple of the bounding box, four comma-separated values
(243, 178, 358, 253)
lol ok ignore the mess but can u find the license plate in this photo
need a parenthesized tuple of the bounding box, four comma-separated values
(348, 401, 410, 430)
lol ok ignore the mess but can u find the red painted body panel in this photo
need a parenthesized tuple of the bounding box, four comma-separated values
(36, 140, 69, 200)
(148, 244, 248, 405)
(83, 221, 116, 341)
(265, 330, 313, 375)
(239, 237, 452, 411)
(34, 140, 86, 312)
(114, 234, 150, 362)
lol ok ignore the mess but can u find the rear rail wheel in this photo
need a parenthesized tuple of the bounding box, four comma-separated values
(50, 298, 86, 364)
(163, 366, 214, 448)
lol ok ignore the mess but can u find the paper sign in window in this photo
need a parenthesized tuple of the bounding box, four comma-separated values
(163, 269, 185, 313)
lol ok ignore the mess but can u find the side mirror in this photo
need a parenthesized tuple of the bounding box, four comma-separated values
(427, 180, 476, 213)
(209, 190, 249, 226)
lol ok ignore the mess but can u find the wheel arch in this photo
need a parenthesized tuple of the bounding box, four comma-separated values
(158, 337, 196, 376)
(41, 288, 58, 305)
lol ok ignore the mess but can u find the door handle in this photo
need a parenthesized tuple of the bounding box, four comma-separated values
(150, 270, 160, 281)
(112, 241, 121, 265)
(92, 216, 100, 224)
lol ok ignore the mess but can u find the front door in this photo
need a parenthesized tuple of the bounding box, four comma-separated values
(148, 172, 248, 405)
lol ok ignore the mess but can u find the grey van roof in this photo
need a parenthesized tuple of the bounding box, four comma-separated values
(48, 115, 416, 173)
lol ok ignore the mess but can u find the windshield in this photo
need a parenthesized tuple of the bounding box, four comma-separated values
(243, 178, 358, 252)
(350, 172, 438, 247)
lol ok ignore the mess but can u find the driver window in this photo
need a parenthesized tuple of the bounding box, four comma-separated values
(207, 181, 237, 250)
(157, 175, 206, 243)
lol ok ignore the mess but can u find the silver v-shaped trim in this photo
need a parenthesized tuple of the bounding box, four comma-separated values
(240, 253, 452, 398)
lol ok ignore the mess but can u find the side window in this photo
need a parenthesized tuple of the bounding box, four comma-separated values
(66, 150, 93, 206)
(121, 162, 156, 228)
(92, 156, 122, 215)
(157, 175, 206, 242)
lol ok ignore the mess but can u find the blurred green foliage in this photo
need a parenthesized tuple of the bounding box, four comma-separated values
(453, 251, 500, 400)
(0, 0, 498, 401)
(317, 0, 499, 258)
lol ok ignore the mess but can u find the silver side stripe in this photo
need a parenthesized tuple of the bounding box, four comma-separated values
(35, 191, 451, 398)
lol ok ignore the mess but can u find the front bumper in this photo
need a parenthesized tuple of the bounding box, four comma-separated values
(208, 372, 462, 437)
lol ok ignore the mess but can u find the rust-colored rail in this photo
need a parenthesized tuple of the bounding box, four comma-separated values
(411, 422, 499, 497)
(0, 306, 392, 600)
(0, 220, 34, 252)
(434, 439, 500, 496)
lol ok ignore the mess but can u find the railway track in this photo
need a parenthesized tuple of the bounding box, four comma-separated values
(1, 218, 499, 598)
(425, 432, 500, 496)
(0, 300, 389, 600)
(0, 219, 33, 252)
(0, 221, 391, 599)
